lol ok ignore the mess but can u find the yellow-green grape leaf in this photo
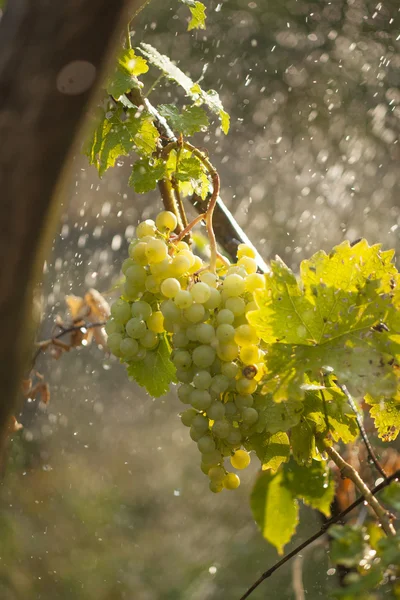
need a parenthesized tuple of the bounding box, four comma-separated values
(85, 108, 158, 176)
(366, 397, 400, 441)
(380, 482, 400, 512)
(139, 43, 230, 133)
(247, 431, 290, 471)
(330, 525, 366, 568)
(180, 0, 207, 30)
(284, 459, 335, 517)
(253, 395, 304, 435)
(127, 335, 176, 397)
(158, 104, 209, 135)
(129, 158, 167, 193)
(302, 390, 358, 444)
(107, 48, 148, 99)
(251, 470, 299, 554)
(290, 420, 315, 465)
(248, 240, 400, 401)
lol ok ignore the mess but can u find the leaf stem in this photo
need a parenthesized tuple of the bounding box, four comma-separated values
(238, 468, 400, 600)
(319, 440, 395, 536)
(175, 213, 206, 242)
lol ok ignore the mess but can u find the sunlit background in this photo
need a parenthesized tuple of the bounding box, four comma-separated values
(1, 0, 399, 598)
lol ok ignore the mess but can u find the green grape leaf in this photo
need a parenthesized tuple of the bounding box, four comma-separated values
(247, 431, 290, 471)
(248, 240, 400, 402)
(330, 525, 366, 567)
(366, 396, 400, 441)
(158, 104, 209, 135)
(290, 420, 315, 465)
(107, 48, 148, 98)
(85, 107, 158, 176)
(284, 459, 335, 517)
(250, 470, 299, 554)
(303, 389, 358, 444)
(129, 158, 167, 193)
(253, 395, 304, 435)
(127, 335, 176, 397)
(180, 0, 207, 30)
(139, 43, 230, 133)
(165, 151, 210, 199)
(376, 532, 400, 567)
(380, 482, 400, 512)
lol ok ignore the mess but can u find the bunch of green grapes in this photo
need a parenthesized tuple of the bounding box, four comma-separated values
(107, 210, 268, 493)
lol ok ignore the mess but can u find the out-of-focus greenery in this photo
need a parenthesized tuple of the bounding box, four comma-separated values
(0, 0, 399, 598)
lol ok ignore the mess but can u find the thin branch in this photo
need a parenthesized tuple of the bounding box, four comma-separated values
(238, 468, 400, 600)
(335, 381, 387, 479)
(175, 213, 206, 242)
(320, 441, 395, 536)
(31, 322, 106, 368)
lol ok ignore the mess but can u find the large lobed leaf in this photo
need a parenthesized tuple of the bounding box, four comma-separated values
(107, 48, 148, 99)
(180, 0, 207, 31)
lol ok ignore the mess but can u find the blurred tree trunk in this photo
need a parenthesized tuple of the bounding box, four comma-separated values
(0, 0, 141, 461)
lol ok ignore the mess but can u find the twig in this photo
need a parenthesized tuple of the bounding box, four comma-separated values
(335, 381, 387, 479)
(175, 213, 206, 242)
(320, 441, 395, 536)
(238, 468, 400, 600)
(31, 322, 106, 368)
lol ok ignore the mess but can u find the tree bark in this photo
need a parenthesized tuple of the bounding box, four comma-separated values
(0, 0, 141, 458)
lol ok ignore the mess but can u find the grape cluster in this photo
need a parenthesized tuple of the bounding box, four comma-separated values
(107, 211, 268, 493)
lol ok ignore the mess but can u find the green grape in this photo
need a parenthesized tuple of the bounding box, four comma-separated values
(185, 325, 198, 341)
(188, 255, 203, 274)
(209, 481, 223, 493)
(131, 347, 147, 361)
(216, 343, 239, 362)
(176, 241, 190, 252)
(176, 368, 194, 384)
(221, 361, 239, 378)
(239, 345, 259, 364)
(107, 332, 123, 354)
(237, 244, 256, 259)
(234, 394, 254, 409)
(160, 299, 181, 322)
(234, 324, 259, 347)
(207, 401, 225, 421)
(136, 219, 156, 238)
(199, 271, 218, 288)
(172, 350, 192, 369)
(204, 288, 222, 310)
(223, 472, 240, 490)
(125, 264, 147, 286)
(208, 466, 225, 482)
(161, 277, 181, 298)
(111, 299, 132, 324)
(174, 290, 193, 309)
(120, 337, 139, 359)
(192, 414, 209, 435)
(238, 256, 257, 274)
(245, 301, 258, 313)
(196, 323, 215, 344)
(226, 429, 242, 446)
(210, 374, 230, 395)
(216, 309, 234, 325)
(105, 319, 123, 335)
(230, 449, 251, 470)
(193, 371, 212, 390)
(126, 317, 147, 339)
(178, 384, 193, 404)
(241, 407, 259, 425)
(197, 436, 216, 454)
(146, 311, 164, 333)
(163, 319, 176, 333)
(177, 249, 196, 268)
(216, 323, 235, 342)
(140, 330, 159, 349)
(224, 297, 246, 316)
(224, 402, 238, 419)
(223, 274, 245, 297)
(123, 280, 141, 301)
(145, 238, 168, 263)
(181, 408, 197, 427)
(121, 258, 135, 274)
(201, 462, 211, 475)
(149, 258, 171, 279)
(245, 273, 265, 292)
(192, 345, 216, 368)
(190, 425, 204, 442)
(184, 303, 206, 323)
(210, 358, 222, 376)
(191, 282, 211, 304)
(131, 301, 152, 320)
(145, 275, 161, 294)
(170, 254, 191, 276)
(212, 420, 230, 438)
(172, 332, 189, 348)
(129, 241, 148, 265)
(202, 449, 223, 466)
(155, 210, 178, 232)
(236, 377, 258, 395)
(190, 389, 212, 410)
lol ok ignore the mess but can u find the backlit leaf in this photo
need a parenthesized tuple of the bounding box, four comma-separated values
(127, 335, 176, 397)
